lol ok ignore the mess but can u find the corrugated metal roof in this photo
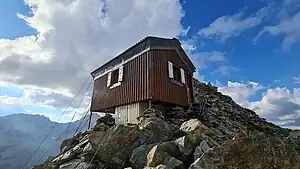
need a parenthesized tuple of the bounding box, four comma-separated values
(90, 36, 196, 77)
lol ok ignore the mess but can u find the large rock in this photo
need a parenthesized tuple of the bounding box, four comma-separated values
(147, 143, 186, 169)
(189, 131, 300, 169)
(193, 140, 211, 161)
(58, 159, 97, 169)
(130, 144, 156, 169)
(52, 143, 84, 165)
(92, 114, 114, 131)
(60, 132, 86, 154)
(180, 119, 215, 138)
(174, 134, 200, 156)
(92, 124, 141, 169)
(138, 109, 172, 144)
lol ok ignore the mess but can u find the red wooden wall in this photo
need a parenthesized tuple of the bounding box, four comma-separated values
(149, 50, 193, 107)
(91, 49, 194, 112)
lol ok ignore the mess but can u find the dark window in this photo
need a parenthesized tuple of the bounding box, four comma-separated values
(111, 69, 119, 85)
(173, 65, 181, 82)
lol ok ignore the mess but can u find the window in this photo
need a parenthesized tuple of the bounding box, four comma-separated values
(107, 66, 124, 89)
(111, 69, 119, 85)
(168, 61, 186, 85)
(173, 65, 181, 82)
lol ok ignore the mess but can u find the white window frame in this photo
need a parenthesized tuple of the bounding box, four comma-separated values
(107, 66, 124, 89)
(168, 61, 186, 85)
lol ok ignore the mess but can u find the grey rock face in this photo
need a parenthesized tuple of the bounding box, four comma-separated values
(138, 109, 172, 144)
(94, 125, 141, 169)
(130, 144, 156, 169)
(189, 131, 300, 169)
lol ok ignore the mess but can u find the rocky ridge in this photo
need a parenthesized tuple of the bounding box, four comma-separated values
(33, 79, 300, 169)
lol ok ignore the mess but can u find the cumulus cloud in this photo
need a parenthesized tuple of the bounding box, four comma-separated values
(218, 81, 300, 129)
(198, 12, 262, 42)
(0, 0, 186, 120)
(249, 87, 300, 128)
(218, 81, 265, 107)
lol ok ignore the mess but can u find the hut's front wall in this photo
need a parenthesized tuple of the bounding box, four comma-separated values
(91, 51, 149, 112)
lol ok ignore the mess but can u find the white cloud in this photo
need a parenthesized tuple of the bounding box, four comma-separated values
(218, 81, 300, 128)
(218, 81, 265, 107)
(255, 11, 300, 50)
(249, 88, 300, 127)
(198, 12, 262, 42)
(293, 75, 300, 84)
(212, 65, 239, 75)
(0, 0, 186, 120)
(188, 50, 226, 69)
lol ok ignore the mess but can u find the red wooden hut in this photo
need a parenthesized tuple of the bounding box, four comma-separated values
(90, 36, 196, 124)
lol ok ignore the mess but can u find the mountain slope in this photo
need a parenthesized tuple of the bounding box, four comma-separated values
(0, 113, 100, 169)
(33, 79, 300, 169)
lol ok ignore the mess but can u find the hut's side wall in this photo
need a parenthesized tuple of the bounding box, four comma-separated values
(148, 49, 194, 107)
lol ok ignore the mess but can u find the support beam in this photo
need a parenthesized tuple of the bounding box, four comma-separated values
(88, 110, 92, 130)
(148, 99, 152, 109)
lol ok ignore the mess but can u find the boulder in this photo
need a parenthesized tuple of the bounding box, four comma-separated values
(193, 140, 211, 161)
(130, 144, 156, 169)
(138, 109, 172, 144)
(93, 114, 114, 131)
(92, 125, 141, 169)
(60, 132, 86, 154)
(147, 144, 186, 169)
(189, 131, 300, 169)
(52, 144, 83, 165)
(58, 159, 97, 169)
(144, 165, 167, 169)
(174, 134, 200, 156)
(180, 119, 215, 137)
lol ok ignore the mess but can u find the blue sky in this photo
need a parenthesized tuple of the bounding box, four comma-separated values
(0, 0, 299, 127)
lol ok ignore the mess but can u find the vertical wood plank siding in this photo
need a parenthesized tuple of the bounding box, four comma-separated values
(91, 49, 194, 112)
(149, 50, 193, 107)
(91, 51, 149, 112)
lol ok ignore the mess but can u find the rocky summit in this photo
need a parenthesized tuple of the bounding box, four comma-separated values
(33, 79, 300, 169)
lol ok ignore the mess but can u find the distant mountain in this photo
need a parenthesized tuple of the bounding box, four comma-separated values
(0, 113, 100, 169)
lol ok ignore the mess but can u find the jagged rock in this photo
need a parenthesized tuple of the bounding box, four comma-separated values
(193, 148, 203, 162)
(60, 132, 86, 154)
(79, 143, 94, 161)
(144, 164, 167, 169)
(189, 131, 300, 169)
(32, 164, 57, 169)
(147, 143, 186, 169)
(58, 159, 96, 169)
(193, 140, 211, 161)
(138, 109, 172, 144)
(174, 134, 200, 156)
(53, 143, 85, 165)
(180, 119, 215, 137)
(93, 114, 114, 131)
(287, 130, 300, 154)
(130, 144, 156, 169)
(93, 125, 140, 169)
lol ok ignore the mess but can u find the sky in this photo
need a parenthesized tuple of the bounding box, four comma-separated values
(0, 0, 299, 128)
